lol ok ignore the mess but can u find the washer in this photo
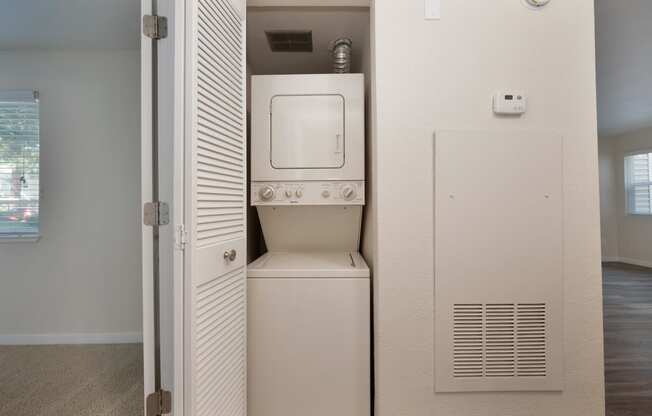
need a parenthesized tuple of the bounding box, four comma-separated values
(247, 252, 370, 416)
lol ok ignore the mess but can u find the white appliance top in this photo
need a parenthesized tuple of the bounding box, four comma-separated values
(247, 251, 370, 279)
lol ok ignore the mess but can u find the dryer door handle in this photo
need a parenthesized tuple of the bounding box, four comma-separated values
(335, 133, 342, 154)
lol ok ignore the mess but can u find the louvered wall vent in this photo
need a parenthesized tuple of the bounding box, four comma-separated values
(266, 30, 313, 52)
(453, 303, 547, 379)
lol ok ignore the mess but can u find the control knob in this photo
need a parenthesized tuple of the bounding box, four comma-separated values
(341, 184, 357, 201)
(259, 185, 275, 201)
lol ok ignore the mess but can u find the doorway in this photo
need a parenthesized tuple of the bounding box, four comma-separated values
(595, 1, 652, 415)
(0, 1, 144, 414)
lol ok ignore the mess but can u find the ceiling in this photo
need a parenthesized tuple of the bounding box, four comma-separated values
(0, 0, 140, 50)
(247, 7, 369, 75)
(596, 0, 652, 137)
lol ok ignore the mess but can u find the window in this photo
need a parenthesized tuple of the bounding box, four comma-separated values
(625, 151, 652, 215)
(0, 90, 40, 240)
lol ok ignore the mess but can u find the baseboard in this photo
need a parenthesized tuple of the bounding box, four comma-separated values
(0, 332, 143, 345)
(602, 256, 652, 269)
(617, 257, 652, 269)
(601, 256, 621, 263)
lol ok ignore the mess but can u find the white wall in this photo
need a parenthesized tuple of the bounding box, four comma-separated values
(372, 1, 604, 415)
(595, 0, 652, 137)
(360, 11, 374, 266)
(599, 137, 619, 259)
(246, 62, 266, 263)
(599, 127, 652, 267)
(0, 50, 141, 343)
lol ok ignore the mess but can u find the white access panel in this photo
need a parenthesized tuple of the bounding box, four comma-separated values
(433, 130, 564, 392)
(271, 95, 345, 169)
(248, 277, 370, 416)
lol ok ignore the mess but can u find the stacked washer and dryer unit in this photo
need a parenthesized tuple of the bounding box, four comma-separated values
(248, 73, 370, 416)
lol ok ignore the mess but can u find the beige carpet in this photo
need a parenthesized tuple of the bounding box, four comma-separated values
(0, 344, 143, 416)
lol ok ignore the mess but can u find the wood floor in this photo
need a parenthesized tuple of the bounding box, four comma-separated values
(603, 263, 652, 416)
(0, 344, 142, 416)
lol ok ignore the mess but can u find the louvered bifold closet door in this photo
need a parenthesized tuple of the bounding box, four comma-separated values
(185, 1, 247, 415)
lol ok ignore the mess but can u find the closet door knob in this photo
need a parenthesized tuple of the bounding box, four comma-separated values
(223, 249, 237, 262)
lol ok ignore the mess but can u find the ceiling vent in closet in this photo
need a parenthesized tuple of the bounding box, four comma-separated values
(265, 30, 313, 52)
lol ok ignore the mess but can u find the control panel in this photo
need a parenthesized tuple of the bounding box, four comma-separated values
(251, 181, 365, 206)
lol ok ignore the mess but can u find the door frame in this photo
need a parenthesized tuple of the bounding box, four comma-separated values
(141, 0, 155, 408)
(144, 1, 247, 414)
(142, 0, 186, 414)
(168, 0, 187, 414)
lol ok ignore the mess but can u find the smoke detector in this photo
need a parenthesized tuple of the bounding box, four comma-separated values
(265, 30, 313, 52)
(524, 0, 550, 8)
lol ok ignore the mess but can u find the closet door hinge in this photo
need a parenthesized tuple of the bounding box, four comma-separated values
(176, 224, 188, 250)
(143, 15, 168, 40)
(144, 202, 170, 226)
(146, 389, 171, 416)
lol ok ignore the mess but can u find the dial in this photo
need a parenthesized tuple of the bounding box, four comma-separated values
(259, 185, 275, 201)
(341, 185, 356, 201)
(296, 189, 303, 198)
(285, 189, 293, 198)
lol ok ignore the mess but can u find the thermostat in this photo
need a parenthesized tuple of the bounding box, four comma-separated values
(493, 92, 527, 115)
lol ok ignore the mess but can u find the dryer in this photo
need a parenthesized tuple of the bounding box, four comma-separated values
(248, 73, 370, 416)
(251, 73, 365, 183)
(251, 73, 365, 250)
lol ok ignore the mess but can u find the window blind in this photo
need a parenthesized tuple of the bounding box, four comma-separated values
(625, 151, 652, 215)
(0, 90, 40, 238)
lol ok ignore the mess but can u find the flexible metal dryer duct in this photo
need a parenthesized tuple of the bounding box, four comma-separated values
(331, 38, 353, 73)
